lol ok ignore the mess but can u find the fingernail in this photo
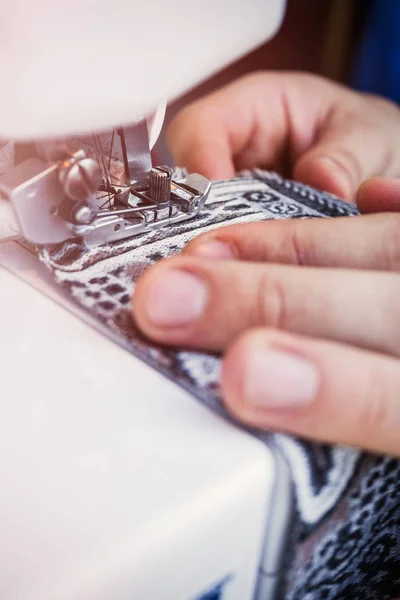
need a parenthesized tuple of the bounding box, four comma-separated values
(190, 240, 233, 259)
(243, 346, 319, 408)
(146, 269, 207, 327)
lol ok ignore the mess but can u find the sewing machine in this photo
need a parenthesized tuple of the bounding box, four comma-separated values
(0, 1, 292, 599)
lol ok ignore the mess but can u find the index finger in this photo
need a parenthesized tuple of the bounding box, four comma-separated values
(184, 212, 400, 272)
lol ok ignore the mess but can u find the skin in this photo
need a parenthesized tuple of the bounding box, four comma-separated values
(132, 72, 400, 457)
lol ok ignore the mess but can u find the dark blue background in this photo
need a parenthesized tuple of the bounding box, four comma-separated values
(353, 0, 400, 103)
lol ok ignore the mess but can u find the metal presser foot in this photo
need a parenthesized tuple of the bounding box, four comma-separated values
(0, 121, 211, 247)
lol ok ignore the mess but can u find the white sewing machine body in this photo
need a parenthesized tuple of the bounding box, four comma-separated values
(0, 242, 292, 600)
(0, 1, 293, 598)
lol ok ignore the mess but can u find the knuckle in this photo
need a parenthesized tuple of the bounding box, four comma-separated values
(289, 71, 343, 96)
(386, 279, 400, 356)
(287, 223, 312, 266)
(329, 147, 363, 190)
(379, 213, 400, 272)
(364, 92, 400, 116)
(293, 72, 326, 87)
(360, 367, 392, 437)
(254, 271, 289, 330)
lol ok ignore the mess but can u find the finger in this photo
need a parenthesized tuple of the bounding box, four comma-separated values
(167, 72, 330, 180)
(294, 94, 400, 201)
(357, 176, 400, 213)
(183, 213, 400, 273)
(220, 328, 400, 457)
(168, 73, 400, 199)
(167, 103, 236, 180)
(132, 256, 400, 356)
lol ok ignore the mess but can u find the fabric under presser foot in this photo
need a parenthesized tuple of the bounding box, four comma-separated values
(37, 169, 400, 600)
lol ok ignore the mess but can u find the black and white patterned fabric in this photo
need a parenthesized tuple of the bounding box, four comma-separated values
(37, 170, 400, 599)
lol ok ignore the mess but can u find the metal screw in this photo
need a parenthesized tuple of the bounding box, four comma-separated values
(74, 205, 93, 224)
(59, 155, 101, 203)
(149, 167, 172, 204)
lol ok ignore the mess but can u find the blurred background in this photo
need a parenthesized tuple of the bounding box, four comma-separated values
(154, 0, 400, 163)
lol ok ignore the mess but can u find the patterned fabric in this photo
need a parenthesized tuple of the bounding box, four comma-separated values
(37, 170, 400, 599)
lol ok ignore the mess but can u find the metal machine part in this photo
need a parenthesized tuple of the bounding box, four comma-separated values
(67, 171, 211, 248)
(0, 119, 211, 247)
(0, 157, 87, 245)
(149, 167, 172, 204)
(58, 155, 101, 203)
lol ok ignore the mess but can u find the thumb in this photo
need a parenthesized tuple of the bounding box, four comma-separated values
(221, 328, 400, 456)
(357, 177, 400, 213)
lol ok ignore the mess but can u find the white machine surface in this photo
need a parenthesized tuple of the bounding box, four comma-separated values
(0, 1, 293, 599)
(0, 0, 285, 138)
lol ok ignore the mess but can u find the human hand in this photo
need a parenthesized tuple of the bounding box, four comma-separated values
(167, 72, 400, 202)
(132, 181, 400, 457)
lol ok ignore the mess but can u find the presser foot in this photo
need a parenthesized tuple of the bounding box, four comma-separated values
(0, 150, 211, 247)
(68, 170, 211, 247)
